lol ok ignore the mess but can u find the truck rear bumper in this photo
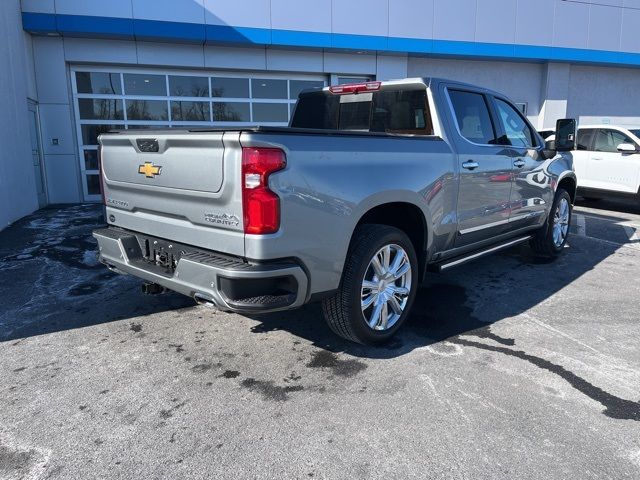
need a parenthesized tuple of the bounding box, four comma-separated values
(93, 227, 309, 313)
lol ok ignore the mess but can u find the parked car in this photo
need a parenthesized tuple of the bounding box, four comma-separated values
(572, 125, 640, 201)
(93, 78, 577, 344)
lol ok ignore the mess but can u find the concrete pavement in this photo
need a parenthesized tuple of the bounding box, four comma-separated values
(0, 201, 639, 479)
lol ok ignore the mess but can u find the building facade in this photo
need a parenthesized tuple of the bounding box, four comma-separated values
(3, 0, 640, 227)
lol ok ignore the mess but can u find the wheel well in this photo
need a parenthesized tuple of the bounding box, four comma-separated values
(354, 202, 428, 278)
(558, 177, 577, 203)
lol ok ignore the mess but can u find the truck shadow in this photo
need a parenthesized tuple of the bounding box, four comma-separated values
(247, 236, 640, 421)
(576, 196, 640, 215)
(245, 235, 622, 361)
(0, 204, 627, 356)
(0, 204, 195, 343)
(4, 206, 638, 421)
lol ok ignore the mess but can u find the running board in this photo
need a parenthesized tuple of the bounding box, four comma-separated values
(433, 235, 532, 272)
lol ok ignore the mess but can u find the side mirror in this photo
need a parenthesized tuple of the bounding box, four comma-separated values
(555, 118, 577, 152)
(617, 143, 636, 153)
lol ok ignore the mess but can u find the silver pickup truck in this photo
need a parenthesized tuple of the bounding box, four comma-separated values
(94, 77, 577, 345)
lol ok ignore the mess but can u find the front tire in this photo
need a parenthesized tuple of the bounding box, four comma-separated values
(322, 225, 418, 345)
(530, 188, 572, 257)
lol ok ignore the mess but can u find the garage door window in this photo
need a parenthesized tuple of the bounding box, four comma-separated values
(71, 67, 326, 201)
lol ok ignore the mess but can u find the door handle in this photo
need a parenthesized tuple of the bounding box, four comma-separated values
(591, 157, 603, 161)
(513, 159, 526, 168)
(462, 160, 479, 170)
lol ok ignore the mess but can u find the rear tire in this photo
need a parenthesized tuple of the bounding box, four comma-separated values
(530, 188, 572, 257)
(322, 225, 418, 345)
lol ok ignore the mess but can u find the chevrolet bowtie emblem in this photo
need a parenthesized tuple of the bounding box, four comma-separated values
(138, 162, 162, 178)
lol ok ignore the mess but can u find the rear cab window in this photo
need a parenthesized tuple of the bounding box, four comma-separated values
(290, 86, 434, 135)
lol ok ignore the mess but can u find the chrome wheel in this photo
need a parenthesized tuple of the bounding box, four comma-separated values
(361, 244, 412, 331)
(552, 197, 570, 247)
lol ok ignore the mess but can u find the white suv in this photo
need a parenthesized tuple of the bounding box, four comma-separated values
(573, 125, 640, 200)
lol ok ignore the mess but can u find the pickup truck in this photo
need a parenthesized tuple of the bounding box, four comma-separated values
(93, 77, 577, 345)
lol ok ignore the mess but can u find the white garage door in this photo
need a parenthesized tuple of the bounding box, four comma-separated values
(71, 66, 326, 201)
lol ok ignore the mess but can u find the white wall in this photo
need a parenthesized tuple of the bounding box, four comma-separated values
(567, 64, 640, 124)
(407, 57, 545, 123)
(32, 36, 82, 204)
(538, 63, 571, 130)
(0, 0, 39, 230)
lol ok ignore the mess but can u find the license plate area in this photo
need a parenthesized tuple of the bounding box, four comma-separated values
(142, 237, 180, 274)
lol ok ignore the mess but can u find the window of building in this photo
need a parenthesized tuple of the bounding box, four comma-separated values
(514, 102, 528, 115)
(72, 67, 326, 201)
(337, 76, 372, 85)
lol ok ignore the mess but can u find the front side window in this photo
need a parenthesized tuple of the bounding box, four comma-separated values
(593, 129, 635, 153)
(448, 90, 497, 145)
(494, 98, 535, 148)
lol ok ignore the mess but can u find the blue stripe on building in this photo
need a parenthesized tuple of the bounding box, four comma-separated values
(22, 12, 640, 68)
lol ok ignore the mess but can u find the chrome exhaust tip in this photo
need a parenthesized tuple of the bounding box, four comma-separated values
(194, 293, 217, 307)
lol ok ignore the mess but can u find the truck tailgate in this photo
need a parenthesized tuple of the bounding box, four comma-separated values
(100, 130, 245, 256)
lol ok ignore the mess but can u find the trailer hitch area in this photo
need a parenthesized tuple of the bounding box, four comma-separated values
(141, 282, 166, 295)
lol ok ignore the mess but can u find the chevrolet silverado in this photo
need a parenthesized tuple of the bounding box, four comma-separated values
(93, 78, 577, 344)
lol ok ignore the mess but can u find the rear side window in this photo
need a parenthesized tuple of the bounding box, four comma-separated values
(448, 90, 496, 145)
(494, 98, 535, 148)
(290, 88, 433, 135)
(576, 129, 595, 151)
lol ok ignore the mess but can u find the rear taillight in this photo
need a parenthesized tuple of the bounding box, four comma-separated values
(241, 147, 286, 235)
(329, 81, 381, 95)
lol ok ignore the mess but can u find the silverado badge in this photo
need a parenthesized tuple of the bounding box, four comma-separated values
(138, 162, 162, 178)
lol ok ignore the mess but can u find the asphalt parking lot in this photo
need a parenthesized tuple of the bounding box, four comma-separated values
(1, 199, 639, 480)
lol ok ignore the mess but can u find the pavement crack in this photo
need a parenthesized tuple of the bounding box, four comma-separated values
(159, 400, 188, 419)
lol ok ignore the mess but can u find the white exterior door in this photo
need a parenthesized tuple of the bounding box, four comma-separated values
(589, 129, 640, 194)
